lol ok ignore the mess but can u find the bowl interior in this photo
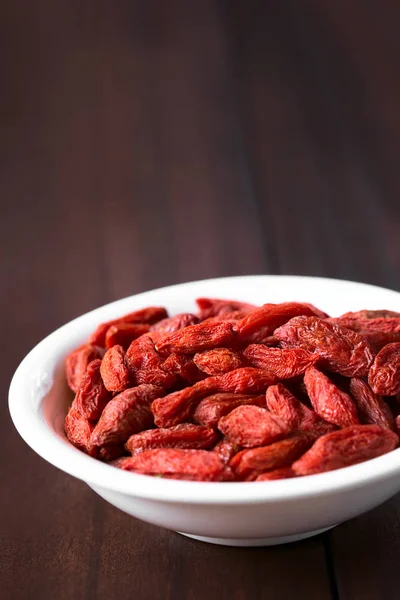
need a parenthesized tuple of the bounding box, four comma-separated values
(9, 275, 400, 503)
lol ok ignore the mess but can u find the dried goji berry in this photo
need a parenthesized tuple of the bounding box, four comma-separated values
(64, 407, 97, 456)
(256, 467, 296, 481)
(125, 423, 218, 455)
(151, 382, 216, 428)
(125, 335, 177, 389)
(65, 344, 104, 393)
(243, 345, 318, 380)
(349, 377, 394, 429)
(266, 383, 335, 436)
(275, 316, 374, 377)
(368, 342, 400, 396)
(304, 366, 359, 428)
(202, 309, 255, 325)
(161, 353, 206, 383)
(151, 368, 275, 428)
(209, 367, 273, 394)
(116, 448, 229, 481)
(212, 439, 242, 464)
(105, 323, 150, 350)
(327, 314, 400, 350)
(218, 405, 290, 447)
(155, 321, 236, 355)
(193, 348, 244, 376)
(100, 345, 130, 392)
(212, 367, 275, 394)
(89, 306, 168, 346)
(91, 384, 163, 447)
(74, 359, 111, 420)
(193, 393, 265, 428)
(237, 302, 325, 344)
(230, 433, 313, 480)
(292, 425, 399, 475)
(395, 415, 400, 437)
(150, 313, 200, 334)
(196, 298, 256, 320)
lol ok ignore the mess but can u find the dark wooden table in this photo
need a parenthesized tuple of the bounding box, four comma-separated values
(2, 1, 400, 598)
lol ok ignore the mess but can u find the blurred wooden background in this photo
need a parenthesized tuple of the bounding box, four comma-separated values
(1, 1, 400, 598)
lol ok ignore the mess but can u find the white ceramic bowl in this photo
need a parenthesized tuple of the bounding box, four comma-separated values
(9, 275, 400, 546)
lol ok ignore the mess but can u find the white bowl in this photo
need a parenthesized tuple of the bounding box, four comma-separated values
(9, 275, 400, 547)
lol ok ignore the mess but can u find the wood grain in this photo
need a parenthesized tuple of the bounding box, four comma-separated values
(1, 1, 399, 598)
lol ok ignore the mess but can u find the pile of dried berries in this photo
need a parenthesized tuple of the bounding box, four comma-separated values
(64, 299, 400, 481)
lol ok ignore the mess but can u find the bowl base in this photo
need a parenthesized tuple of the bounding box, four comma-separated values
(177, 525, 336, 547)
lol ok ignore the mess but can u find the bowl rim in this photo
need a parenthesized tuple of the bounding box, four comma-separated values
(9, 274, 400, 504)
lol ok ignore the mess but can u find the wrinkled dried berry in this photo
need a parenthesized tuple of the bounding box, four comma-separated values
(194, 348, 244, 375)
(100, 345, 130, 392)
(230, 433, 313, 480)
(125, 424, 218, 455)
(350, 377, 393, 429)
(155, 321, 236, 355)
(243, 345, 318, 380)
(368, 342, 400, 396)
(304, 366, 359, 428)
(115, 448, 229, 481)
(292, 425, 398, 475)
(275, 316, 374, 377)
(193, 393, 265, 428)
(65, 344, 104, 393)
(218, 405, 290, 448)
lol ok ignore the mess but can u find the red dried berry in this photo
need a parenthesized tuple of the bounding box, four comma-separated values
(266, 383, 335, 436)
(105, 323, 150, 350)
(349, 377, 394, 429)
(230, 433, 313, 480)
(89, 307, 168, 346)
(196, 298, 256, 320)
(150, 313, 200, 334)
(237, 302, 325, 344)
(91, 384, 163, 447)
(116, 448, 229, 481)
(292, 425, 398, 475)
(65, 344, 104, 393)
(218, 405, 290, 448)
(202, 309, 255, 325)
(212, 439, 242, 464)
(155, 321, 236, 355)
(74, 359, 111, 420)
(125, 423, 218, 455)
(243, 345, 319, 380)
(125, 335, 177, 389)
(193, 348, 244, 376)
(304, 366, 359, 428)
(193, 393, 265, 428)
(100, 345, 130, 392)
(161, 353, 206, 383)
(64, 407, 97, 456)
(151, 383, 216, 428)
(275, 315, 374, 377)
(327, 314, 400, 350)
(368, 342, 400, 396)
